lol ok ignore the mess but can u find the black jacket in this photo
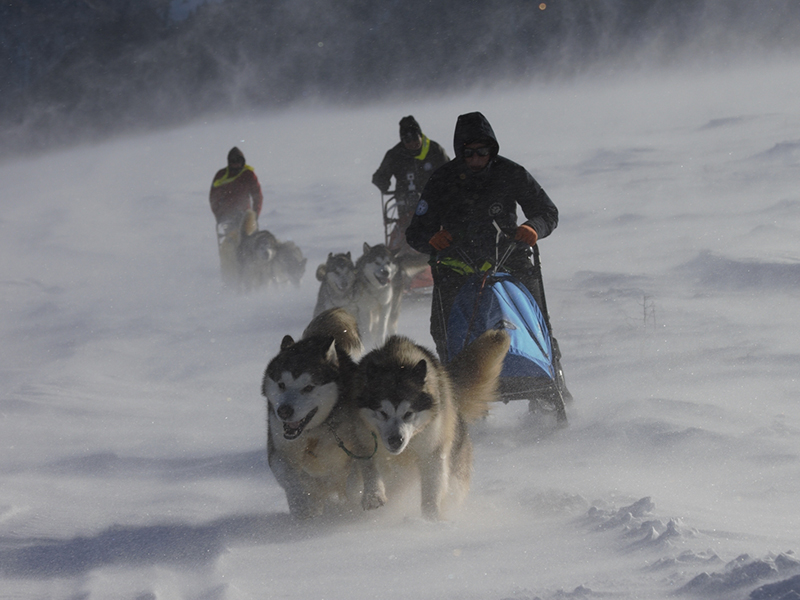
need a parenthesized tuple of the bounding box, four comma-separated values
(372, 136, 450, 198)
(406, 112, 558, 260)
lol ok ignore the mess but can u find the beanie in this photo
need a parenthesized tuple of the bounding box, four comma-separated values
(399, 116, 422, 140)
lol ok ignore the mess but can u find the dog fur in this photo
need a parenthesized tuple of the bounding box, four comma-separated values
(352, 329, 510, 520)
(236, 210, 307, 292)
(313, 252, 357, 318)
(262, 307, 374, 519)
(350, 242, 403, 348)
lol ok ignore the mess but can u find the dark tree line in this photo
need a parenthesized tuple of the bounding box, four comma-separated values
(1, 0, 798, 158)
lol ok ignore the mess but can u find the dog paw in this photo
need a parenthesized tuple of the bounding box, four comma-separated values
(362, 491, 387, 511)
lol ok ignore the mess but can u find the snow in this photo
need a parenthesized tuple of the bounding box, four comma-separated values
(2, 58, 800, 600)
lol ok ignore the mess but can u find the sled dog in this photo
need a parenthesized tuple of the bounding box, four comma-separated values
(262, 307, 374, 519)
(237, 211, 307, 292)
(353, 329, 510, 520)
(313, 252, 357, 317)
(351, 242, 403, 347)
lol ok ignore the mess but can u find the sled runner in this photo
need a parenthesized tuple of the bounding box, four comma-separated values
(442, 232, 569, 423)
(381, 191, 433, 293)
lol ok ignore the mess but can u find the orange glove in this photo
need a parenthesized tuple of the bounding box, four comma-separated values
(428, 230, 453, 251)
(515, 224, 538, 247)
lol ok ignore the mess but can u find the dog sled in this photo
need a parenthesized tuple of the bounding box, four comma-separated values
(380, 191, 434, 293)
(441, 228, 570, 423)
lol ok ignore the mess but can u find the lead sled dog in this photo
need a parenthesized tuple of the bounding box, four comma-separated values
(353, 329, 510, 520)
(262, 307, 376, 519)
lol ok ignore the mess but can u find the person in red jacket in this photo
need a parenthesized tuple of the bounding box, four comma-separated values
(209, 147, 263, 285)
(209, 146, 263, 226)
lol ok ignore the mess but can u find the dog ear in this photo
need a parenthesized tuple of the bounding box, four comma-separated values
(345, 251, 351, 260)
(411, 359, 427, 386)
(280, 335, 295, 350)
(315, 263, 327, 281)
(363, 242, 371, 254)
(323, 337, 339, 367)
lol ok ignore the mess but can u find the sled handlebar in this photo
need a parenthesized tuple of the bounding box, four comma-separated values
(437, 238, 529, 275)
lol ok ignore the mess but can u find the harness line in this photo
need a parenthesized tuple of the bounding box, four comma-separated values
(328, 425, 378, 460)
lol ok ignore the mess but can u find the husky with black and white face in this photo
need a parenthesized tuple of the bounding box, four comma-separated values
(351, 242, 403, 348)
(264, 335, 343, 441)
(354, 331, 510, 520)
(358, 359, 436, 456)
(262, 308, 372, 520)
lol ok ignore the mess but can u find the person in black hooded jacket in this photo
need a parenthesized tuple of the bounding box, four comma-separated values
(372, 115, 450, 202)
(406, 112, 567, 395)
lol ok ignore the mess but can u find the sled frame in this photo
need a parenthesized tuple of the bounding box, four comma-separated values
(443, 237, 568, 422)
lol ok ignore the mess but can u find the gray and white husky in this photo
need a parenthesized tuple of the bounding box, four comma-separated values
(351, 242, 403, 348)
(353, 329, 510, 520)
(312, 252, 356, 317)
(262, 307, 374, 519)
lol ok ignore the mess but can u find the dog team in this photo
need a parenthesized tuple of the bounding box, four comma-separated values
(262, 306, 511, 520)
(264, 243, 498, 521)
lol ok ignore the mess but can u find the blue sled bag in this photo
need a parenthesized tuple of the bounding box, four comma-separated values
(446, 272, 554, 382)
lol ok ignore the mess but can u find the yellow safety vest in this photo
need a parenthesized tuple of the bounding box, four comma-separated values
(414, 136, 431, 161)
(213, 165, 254, 188)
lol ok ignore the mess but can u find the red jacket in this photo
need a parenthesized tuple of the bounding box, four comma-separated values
(209, 165, 263, 223)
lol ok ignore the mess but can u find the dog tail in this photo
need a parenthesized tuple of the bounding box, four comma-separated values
(303, 307, 364, 360)
(447, 329, 510, 423)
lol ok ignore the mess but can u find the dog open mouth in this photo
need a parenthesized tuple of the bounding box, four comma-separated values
(282, 407, 318, 440)
(375, 271, 390, 286)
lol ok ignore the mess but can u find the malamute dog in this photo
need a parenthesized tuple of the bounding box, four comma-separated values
(353, 329, 510, 520)
(237, 210, 307, 292)
(313, 252, 356, 317)
(262, 307, 374, 519)
(351, 242, 403, 347)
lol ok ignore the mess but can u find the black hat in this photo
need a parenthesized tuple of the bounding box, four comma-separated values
(399, 115, 422, 141)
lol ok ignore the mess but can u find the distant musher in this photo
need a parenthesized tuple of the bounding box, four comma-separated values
(209, 147, 263, 285)
(372, 116, 449, 256)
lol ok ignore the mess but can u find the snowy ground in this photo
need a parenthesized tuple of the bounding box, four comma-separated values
(1, 57, 800, 600)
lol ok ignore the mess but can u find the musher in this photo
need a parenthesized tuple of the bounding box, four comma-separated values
(405, 111, 570, 399)
(372, 116, 449, 256)
(209, 147, 263, 285)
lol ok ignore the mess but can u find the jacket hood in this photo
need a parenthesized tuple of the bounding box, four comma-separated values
(227, 146, 245, 166)
(453, 112, 499, 159)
